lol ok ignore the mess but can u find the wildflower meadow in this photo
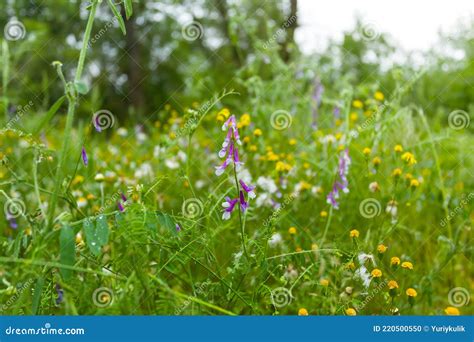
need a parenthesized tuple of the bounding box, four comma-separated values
(0, 0, 473, 317)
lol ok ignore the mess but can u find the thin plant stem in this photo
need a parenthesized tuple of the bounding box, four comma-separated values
(47, 0, 98, 228)
(233, 162, 248, 258)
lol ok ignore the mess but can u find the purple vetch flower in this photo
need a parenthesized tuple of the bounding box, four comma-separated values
(6, 210, 18, 229)
(81, 146, 88, 166)
(326, 149, 351, 209)
(55, 283, 64, 305)
(222, 197, 239, 220)
(117, 201, 125, 212)
(239, 191, 248, 212)
(333, 106, 341, 119)
(120, 192, 127, 202)
(239, 180, 256, 199)
(175, 223, 181, 232)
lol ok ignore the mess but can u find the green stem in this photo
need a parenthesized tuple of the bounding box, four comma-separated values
(319, 206, 333, 247)
(47, 0, 98, 228)
(233, 162, 248, 258)
(2, 41, 10, 124)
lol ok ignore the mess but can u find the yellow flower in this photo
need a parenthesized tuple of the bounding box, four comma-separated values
(444, 307, 460, 315)
(298, 181, 311, 191)
(410, 179, 420, 188)
(289, 138, 297, 146)
(288, 226, 297, 235)
(363, 147, 371, 156)
(86, 193, 96, 200)
(320, 210, 328, 218)
(372, 156, 381, 166)
(295, 246, 302, 252)
(275, 161, 292, 172)
(320, 279, 329, 286)
(311, 243, 319, 251)
(392, 168, 402, 177)
(249, 145, 257, 152)
(388, 280, 399, 289)
(401, 261, 413, 270)
(345, 308, 357, 316)
(253, 128, 262, 136)
(346, 261, 355, 270)
(242, 136, 250, 144)
(72, 175, 85, 185)
(75, 232, 83, 244)
(391, 257, 401, 266)
(406, 288, 417, 297)
(169, 132, 177, 139)
(303, 162, 310, 169)
(374, 91, 384, 101)
(77, 197, 87, 208)
(350, 229, 360, 238)
(352, 100, 363, 109)
(377, 244, 388, 253)
(217, 108, 230, 122)
(298, 308, 309, 316)
(371, 268, 382, 278)
(401, 152, 417, 165)
(394, 144, 403, 153)
(350, 112, 358, 122)
(238, 113, 251, 128)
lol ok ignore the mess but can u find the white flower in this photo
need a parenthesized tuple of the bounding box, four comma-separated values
(77, 197, 87, 208)
(117, 127, 128, 137)
(268, 233, 282, 247)
(134, 163, 153, 178)
(369, 181, 379, 192)
(256, 176, 277, 194)
(165, 158, 179, 169)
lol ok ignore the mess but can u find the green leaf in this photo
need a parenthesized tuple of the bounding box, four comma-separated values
(83, 219, 101, 256)
(31, 277, 44, 314)
(96, 215, 110, 246)
(156, 212, 176, 234)
(74, 80, 89, 95)
(33, 96, 65, 135)
(124, 0, 133, 19)
(59, 224, 75, 280)
(107, 0, 126, 35)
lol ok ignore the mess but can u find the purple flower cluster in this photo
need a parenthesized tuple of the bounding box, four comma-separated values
(6, 211, 17, 229)
(326, 149, 351, 209)
(216, 115, 256, 220)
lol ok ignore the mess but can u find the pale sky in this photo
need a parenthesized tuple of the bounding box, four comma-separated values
(296, 0, 474, 54)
